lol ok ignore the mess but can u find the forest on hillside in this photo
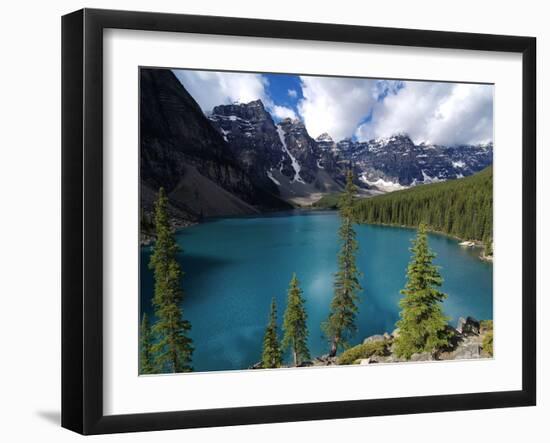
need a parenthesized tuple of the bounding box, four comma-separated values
(353, 166, 493, 243)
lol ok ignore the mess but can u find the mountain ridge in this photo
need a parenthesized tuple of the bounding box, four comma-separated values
(140, 69, 292, 223)
(140, 68, 493, 223)
(207, 99, 493, 193)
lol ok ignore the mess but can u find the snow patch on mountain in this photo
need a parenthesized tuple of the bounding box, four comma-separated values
(277, 125, 305, 184)
(421, 170, 444, 184)
(360, 174, 408, 192)
(316, 133, 333, 143)
(267, 170, 281, 186)
(219, 127, 230, 142)
(452, 160, 466, 169)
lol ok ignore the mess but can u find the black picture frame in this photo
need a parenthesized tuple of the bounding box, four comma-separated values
(62, 8, 537, 435)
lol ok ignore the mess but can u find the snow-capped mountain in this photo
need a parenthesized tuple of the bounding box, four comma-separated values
(209, 100, 492, 197)
(141, 69, 493, 218)
(209, 104, 343, 203)
(336, 134, 493, 187)
(208, 100, 287, 190)
(315, 132, 337, 153)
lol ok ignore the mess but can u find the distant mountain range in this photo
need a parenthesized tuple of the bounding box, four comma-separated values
(140, 68, 493, 221)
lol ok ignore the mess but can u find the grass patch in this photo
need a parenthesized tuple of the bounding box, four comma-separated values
(480, 320, 494, 357)
(338, 340, 389, 365)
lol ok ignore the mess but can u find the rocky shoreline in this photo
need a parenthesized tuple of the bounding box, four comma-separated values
(249, 316, 493, 369)
(459, 240, 493, 262)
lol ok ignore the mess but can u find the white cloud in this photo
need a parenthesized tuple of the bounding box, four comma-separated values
(356, 82, 494, 145)
(271, 105, 297, 120)
(173, 70, 296, 122)
(173, 69, 270, 113)
(297, 76, 378, 141)
(173, 70, 493, 146)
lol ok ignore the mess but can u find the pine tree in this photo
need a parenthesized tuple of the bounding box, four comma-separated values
(282, 274, 310, 366)
(393, 223, 451, 359)
(139, 313, 155, 374)
(354, 166, 493, 242)
(323, 170, 362, 356)
(149, 188, 193, 373)
(261, 298, 282, 369)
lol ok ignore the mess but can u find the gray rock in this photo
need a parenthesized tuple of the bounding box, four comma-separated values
(297, 360, 314, 367)
(363, 334, 386, 344)
(337, 134, 493, 187)
(456, 316, 480, 335)
(409, 352, 433, 362)
(383, 355, 401, 363)
(315, 355, 338, 366)
(359, 357, 380, 365)
(453, 342, 481, 359)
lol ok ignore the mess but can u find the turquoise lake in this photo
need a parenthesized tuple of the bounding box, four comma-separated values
(140, 211, 493, 372)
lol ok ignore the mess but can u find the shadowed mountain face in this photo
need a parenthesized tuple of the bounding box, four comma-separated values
(208, 100, 289, 189)
(208, 105, 345, 203)
(140, 69, 291, 220)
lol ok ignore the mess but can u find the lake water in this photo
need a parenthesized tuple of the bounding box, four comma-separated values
(140, 211, 493, 372)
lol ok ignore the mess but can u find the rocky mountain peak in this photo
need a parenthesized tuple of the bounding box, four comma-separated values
(211, 99, 271, 122)
(141, 69, 492, 217)
(337, 138, 355, 153)
(208, 99, 492, 192)
(316, 132, 334, 143)
(374, 133, 413, 146)
(278, 117, 305, 130)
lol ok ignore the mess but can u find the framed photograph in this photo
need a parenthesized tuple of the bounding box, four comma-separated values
(62, 8, 536, 435)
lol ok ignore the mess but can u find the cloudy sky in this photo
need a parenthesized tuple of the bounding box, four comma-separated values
(173, 69, 493, 146)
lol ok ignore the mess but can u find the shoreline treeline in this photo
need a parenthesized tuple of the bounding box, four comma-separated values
(353, 166, 493, 244)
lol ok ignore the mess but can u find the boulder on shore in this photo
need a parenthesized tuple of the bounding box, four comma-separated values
(363, 334, 386, 344)
(456, 316, 480, 335)
(452, 340, 481, 359)
(302, 315, 491, 368)
(313, 354, 339, 366)
(409, 352, 432, 362)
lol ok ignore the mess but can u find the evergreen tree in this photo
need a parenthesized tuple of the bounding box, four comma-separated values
(139, 313, 155, 374)
(354, 166, 493, 243)
(149, 188, 193, 373)
(393, 223, 451, 359)
(323, 170, 362, 356)
(282, 274, 310, 366)
(261, 298, 282, 369)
